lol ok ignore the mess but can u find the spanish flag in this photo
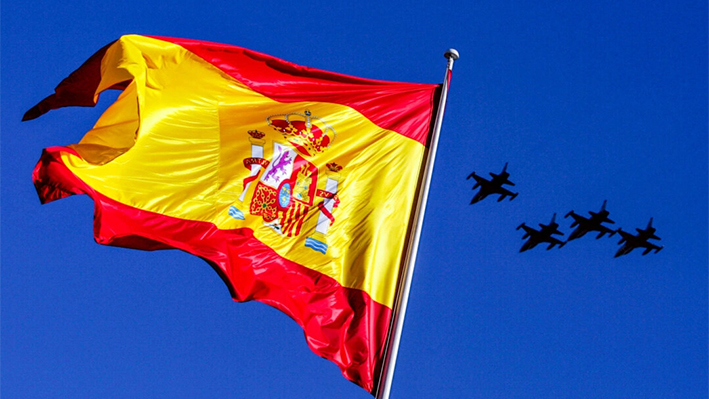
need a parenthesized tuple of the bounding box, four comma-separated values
(25, 35, 440, 394)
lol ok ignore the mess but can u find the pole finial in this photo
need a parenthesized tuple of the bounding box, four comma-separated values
(444, 48, 460, 60)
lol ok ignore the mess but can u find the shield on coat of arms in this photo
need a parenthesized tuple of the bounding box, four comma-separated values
(249, 142, 318, 237)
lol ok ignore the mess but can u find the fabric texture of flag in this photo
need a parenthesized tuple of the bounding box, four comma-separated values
(26, 35, 440, 394)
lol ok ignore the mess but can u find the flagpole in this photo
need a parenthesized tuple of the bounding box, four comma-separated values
(375, 48, 459, 399)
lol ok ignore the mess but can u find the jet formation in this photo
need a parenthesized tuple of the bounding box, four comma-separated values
(466, 164, 663, 257)
(467, 163, 519, 204)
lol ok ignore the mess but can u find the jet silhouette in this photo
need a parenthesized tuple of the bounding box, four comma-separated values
(565, 200, 616, 241)
(615, 218, 663, 257)
(516, 213, 566, 252)
(467, 163, 519, 204)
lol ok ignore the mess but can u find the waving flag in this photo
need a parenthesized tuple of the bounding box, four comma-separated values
(25, 35, 440, 394)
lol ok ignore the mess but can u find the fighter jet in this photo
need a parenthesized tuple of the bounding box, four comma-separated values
(614, 218, 663, 257)
(516, 213, 566, 252)
(467, 163, 519, 204)
(564, 200, 616, 241)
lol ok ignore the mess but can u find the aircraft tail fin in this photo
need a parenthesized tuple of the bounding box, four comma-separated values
(489, 163, 514, 185)
(639, 218, 660, 240)
(549, 214, 563, 235)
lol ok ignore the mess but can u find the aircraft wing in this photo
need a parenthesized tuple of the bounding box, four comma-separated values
(495, 186, 518, 201)
(518, 224, 538, 237)
(546, 237, 566, 249)
(642, 242, 663, 255)
(595, 225, 617, 238)
(565, 212, 586, 227)
(617, 229, 634, 243)
(471, 173, 488, 186)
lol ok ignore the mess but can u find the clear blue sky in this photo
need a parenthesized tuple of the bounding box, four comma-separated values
(3, 1, 707, 398)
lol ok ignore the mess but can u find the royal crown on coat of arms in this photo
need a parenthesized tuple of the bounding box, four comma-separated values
(229, 110, 342, 255)
(267, 110, 336, 157)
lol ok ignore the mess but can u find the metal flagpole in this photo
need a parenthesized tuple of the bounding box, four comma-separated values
(375, 48, 459, 399)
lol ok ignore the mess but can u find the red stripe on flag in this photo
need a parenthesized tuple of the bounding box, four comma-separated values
(33, 147, 391, 393)
(22, 41, 127, 121)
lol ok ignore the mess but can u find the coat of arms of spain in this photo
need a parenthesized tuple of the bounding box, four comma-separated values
(229, 110, 342, 254)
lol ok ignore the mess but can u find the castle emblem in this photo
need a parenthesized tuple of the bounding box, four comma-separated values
(229, 110, 341, 254)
